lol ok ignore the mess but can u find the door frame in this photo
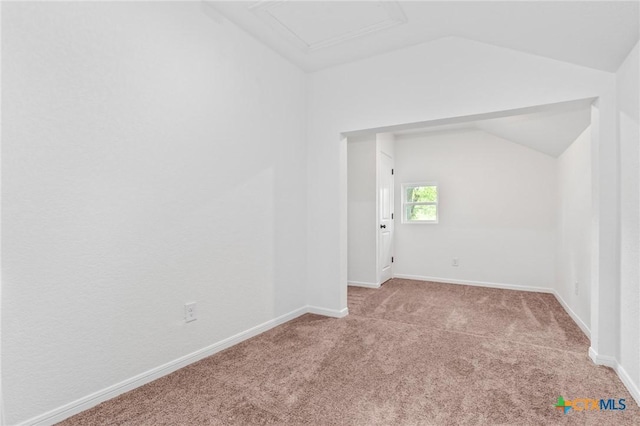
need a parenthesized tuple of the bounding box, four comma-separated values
(375, 133, 395, 285)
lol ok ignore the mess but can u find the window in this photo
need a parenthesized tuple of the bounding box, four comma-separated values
(402, 183, 438, 223)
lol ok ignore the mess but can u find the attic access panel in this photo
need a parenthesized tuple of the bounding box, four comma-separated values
(250, 1, 407, 52)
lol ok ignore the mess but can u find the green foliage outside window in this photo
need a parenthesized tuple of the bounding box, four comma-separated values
(405, 185, 438, 221)
(408, 204, 437, 221)
(406, 186, 437, 203)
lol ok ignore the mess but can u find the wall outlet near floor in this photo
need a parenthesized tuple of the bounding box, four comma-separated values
(185, 302, 197, 322)
(574, 282, 579, 296)
(452, 257, 459, 267)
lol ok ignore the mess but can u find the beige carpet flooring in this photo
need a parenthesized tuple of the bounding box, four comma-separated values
(61, 278, 640, 425)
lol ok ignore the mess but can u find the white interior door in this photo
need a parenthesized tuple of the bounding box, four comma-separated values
(378, 152, 394, 284)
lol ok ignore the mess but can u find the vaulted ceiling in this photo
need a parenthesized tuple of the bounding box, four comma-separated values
(370, 99, 593, 158)
(207, 1, 639, 72)
(207, 2, 636, 155)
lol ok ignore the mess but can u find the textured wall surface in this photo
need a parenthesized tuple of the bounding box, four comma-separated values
(394, 129, 557, 289)
(347, 137, 377, 285)
(556, 126, 592, 330)
(618, 41, 640, 396)
(2, 2, 307, 424)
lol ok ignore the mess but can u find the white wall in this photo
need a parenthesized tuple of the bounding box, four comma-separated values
(393, 129, 556, 290)
(347, 137, 377, 285)
(2, 2, 307, 424)
(556, 126, 592, 332)
(617, 41, 640, 400)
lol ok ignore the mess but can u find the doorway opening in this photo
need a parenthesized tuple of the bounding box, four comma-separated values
(346, 133, 395, 288)
(344, 98, 597, 344)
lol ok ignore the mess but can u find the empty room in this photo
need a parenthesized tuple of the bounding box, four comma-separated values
(2, 1, 639, 425)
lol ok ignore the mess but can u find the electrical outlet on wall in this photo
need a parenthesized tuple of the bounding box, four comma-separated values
(574, 282, 579, 296)
(452, 257, 459, 267)
(185, 302, 197, 323)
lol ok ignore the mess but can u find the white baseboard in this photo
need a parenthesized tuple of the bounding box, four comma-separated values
(392, 273, 554, 294)
(306, 305, 349, 318)
(617, 364, 640, 407)
(551, 290, 590, 338)
(348, 281, 380, 289)
(20, 304, 347, 426)
(589, 347, 617, 368)
(589, 347, 640, 407)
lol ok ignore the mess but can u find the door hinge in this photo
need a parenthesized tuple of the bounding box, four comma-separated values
(391, 168, 394, 175)
(391, 257, 394, 263)
(391, 213, 394, 219)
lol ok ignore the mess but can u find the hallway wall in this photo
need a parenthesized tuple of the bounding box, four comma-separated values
(393, 129, 557, 290)
(556, 126, 592, 333)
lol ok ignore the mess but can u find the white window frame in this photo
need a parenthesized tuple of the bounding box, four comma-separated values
(402, 182, 439, 224)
